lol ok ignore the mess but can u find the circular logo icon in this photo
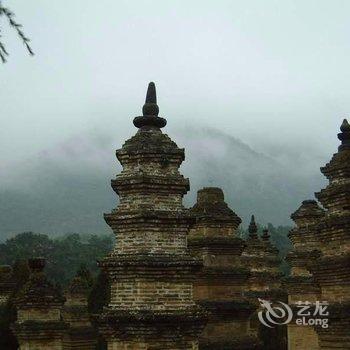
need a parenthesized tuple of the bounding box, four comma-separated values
(258, 298, 293, 328)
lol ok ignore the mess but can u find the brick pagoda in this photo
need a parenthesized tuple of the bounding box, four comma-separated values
(188, 187, 258, 349)
(285, 200, 325, 350)
(97, 82, 207, 349)
(62, 273, 97, 349)
(310, 119, 350, 349)
(242, 216, 282, 298)
(241, 216, 285, 350)
(13, 258, 67, 350)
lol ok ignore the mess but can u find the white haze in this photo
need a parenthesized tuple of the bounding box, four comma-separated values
(0, 0, 348, 236)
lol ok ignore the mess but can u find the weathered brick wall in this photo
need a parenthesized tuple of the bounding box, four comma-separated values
(107, 340, 199, 350)
(117, 192, 184, 211)
(17, 308, 61, 322)
(288, 324, 319, 350)
(189, 225, 235, 238)
(193, 284, 243, 301)
(114, 229, 187, 255)
(200, 318, 250, 340)
(109, 281, 194, 310)
(18, 339, 64, 350)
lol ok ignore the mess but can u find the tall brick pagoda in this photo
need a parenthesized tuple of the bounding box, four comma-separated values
(97, 83, 207, 349)
(188, 187, 258, 350)
(62, 272, 97, 349)
(13, 258, 67, 350)
(285, 200, 325, 350)
(310, 119, 350, 349)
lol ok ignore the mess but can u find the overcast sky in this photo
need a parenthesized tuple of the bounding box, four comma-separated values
(0, 1, 348, 199)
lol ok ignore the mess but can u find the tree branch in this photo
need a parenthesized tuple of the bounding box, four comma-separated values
(0, 1, 34, 63)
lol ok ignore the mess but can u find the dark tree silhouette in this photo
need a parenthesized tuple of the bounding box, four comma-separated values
(0, 1, 33, 62)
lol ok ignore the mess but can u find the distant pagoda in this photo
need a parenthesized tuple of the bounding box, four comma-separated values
(241, 215, 282, 298)
(241, 216, 285, 350)
(285, 199, 325, 350)
(188, 187, 258, 350)
(13, 258, 67, 350)
(62, 272, 97, 349)
(310, 119, 350, 349)
(97, 83, 207, 349)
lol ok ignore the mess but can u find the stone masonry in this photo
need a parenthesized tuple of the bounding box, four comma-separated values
(285, 200, 325, 350)
(13, 258, 67, 350)
(241, 216, 285, 350)
(242, 216, 282, 298)
(97, 82, 207, 349)
(188, 187, 258, 350)
(310, 119, 350, 350)
(62, 273, 97, 349)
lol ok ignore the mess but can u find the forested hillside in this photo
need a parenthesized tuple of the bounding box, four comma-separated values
(0, 226, 292, 286)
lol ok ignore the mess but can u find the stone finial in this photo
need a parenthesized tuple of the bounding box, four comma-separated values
(262, 228, 270, 241)
(248, 215, 258, 238)
(143, 82, 158, 116)
(338, 119, 350, 151)
(133, 82, 167, 129)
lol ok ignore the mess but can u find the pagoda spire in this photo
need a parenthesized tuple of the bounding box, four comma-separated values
(248, 215, 258, 239)
(338, 118, 350, 151)
(133, 82, 167, 129)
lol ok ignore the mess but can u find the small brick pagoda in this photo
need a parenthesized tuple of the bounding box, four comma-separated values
(241, 216, 282, 298)
(62, 272, 97, 349)
(285, 200, 325, 350)
(97, 82, 207, 349)
(310, 119, 350, 349)
(187, 187, 258, 350)
(241, 216, 285, 349)
(0, 265, 16, 306)
(13, 258, 67, 350)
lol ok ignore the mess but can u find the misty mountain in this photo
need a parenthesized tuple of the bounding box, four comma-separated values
(0, 126, 327, 240)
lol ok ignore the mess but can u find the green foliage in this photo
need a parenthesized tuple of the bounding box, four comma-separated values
(0, 232, 114, 286)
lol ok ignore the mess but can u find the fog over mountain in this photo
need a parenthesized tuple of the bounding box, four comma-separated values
(0, 123, 329, 240)
(1, 1, 348, 239)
